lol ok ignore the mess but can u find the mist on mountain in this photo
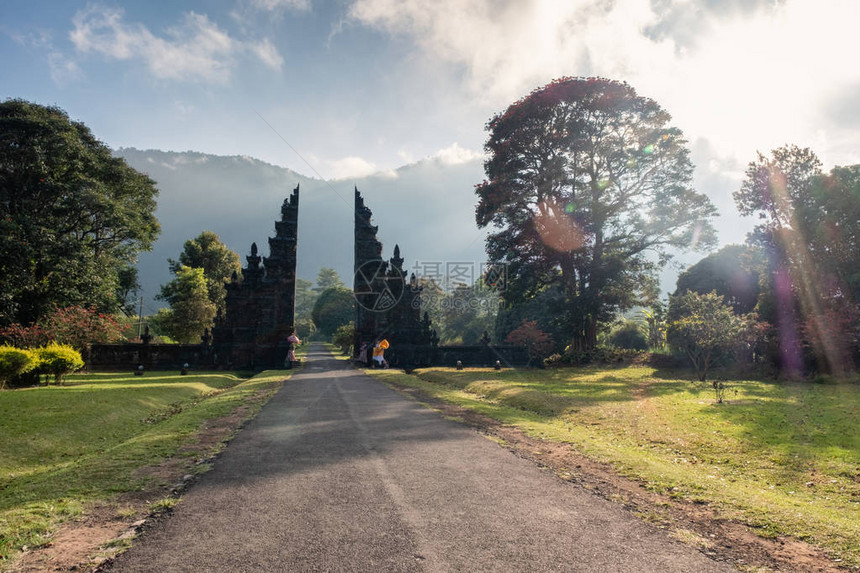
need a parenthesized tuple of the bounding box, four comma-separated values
(117, 148, 488, 312)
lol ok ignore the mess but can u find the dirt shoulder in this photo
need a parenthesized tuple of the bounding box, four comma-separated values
(385, 381, 854, 573)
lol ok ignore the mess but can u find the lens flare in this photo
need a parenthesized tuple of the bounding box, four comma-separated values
(563, 202, 576, 214)
(643, 144, 654, 155)
(689, 222, 702, 249)
(535, 200, 584, 252)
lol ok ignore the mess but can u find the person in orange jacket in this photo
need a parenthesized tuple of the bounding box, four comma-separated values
(372, 338, 389, 368)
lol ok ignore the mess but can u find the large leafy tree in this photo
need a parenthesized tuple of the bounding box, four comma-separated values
(0, 99, 159, 325)
(476, 77, 716, 350)
(168, 230, 240, 316)
(734, 145, 860, 374)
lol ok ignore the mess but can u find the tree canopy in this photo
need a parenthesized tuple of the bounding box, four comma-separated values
(311, 286, 354, 338)
(168, 230, 240, 316)
(674, 245, 760, 315)
(155, 266, 215, 343)
(0, 99, 160, 325)
(667, 291, 753, 381)
(313, 267, 345, 293)
(476, 77, 716, 350)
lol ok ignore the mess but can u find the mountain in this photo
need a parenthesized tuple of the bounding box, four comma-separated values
(117, 148, 489, 314)
(117, 146, 752, 316)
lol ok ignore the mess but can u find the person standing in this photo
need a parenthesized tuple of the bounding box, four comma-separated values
(358, 342, 369, 366)
(286, 332, 301, 364)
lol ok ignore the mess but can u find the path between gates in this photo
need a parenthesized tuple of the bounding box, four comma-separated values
(104, 343, 732, 572)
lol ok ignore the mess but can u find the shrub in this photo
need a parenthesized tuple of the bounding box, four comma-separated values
(608, 320, 649, 351)
(34, 343, 84, 385)
(505, 320, 555, 365)
(543, 345, 645, 367)
(39, 305, 124, 352)
(0, 346, 37, 389)
(332, 323, 355, 355)
(0, 323, 53, 348)
(295, 317, 316, 341)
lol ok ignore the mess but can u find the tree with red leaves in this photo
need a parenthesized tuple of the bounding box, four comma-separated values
(505, 320, 555, 365)
(476, 77, 716, 351)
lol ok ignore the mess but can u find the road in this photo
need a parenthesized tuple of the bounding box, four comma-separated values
(106, 343, 732, 572)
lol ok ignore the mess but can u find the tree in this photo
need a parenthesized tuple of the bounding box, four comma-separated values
(639, 302, 667, 350)
(675, 245, 760, 314)
(311, 287, 354, 338)
(294, 278, 318, 322)
(437, 282, 500, 344)
(169, 231, 240, 316)
(156, 267, 216, 343)
(666, 291, 753, 381)
(476, 78, 716, 352)
(0, 99, 160, 326)
(608, 320, 649, 351)
(505, 320, 555, 365)
(734, 145, 860, 375)
(313, 268, 345, 293)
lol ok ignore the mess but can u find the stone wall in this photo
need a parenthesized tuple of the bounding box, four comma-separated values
(88, 343, 214, 371)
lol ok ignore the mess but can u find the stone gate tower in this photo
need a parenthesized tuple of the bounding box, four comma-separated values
(213, 184, 299, 368)
(353, 187, 434, 365)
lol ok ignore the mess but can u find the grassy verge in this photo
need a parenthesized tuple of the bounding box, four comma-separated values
(367, 365, 860, 565)
(0, 369, 291, 566)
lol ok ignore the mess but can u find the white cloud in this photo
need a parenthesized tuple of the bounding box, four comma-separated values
(430, 142, 483, 165)
(69, 5, 284, 82)
(348, 0, 860, 169)
(47, 51, 82, 84)
(327, 156, 385, 180)
(13, 29, 83, 85)
(250, 38, 284, 71)
(250, 0, 311, 11)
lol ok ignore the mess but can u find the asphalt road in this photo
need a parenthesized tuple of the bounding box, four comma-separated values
(107, 344, 733, 572)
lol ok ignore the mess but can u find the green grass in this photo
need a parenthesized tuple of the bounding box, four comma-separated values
(0, 369, 291, 565)
(368, 365, 860, 565)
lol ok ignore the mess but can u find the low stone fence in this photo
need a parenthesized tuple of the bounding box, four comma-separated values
(88, 343, 214, 371)
(90, 342, 531, 371)
(384, 344, 530, 369)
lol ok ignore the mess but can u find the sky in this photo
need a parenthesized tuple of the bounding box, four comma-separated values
(3, 0, 860, 247)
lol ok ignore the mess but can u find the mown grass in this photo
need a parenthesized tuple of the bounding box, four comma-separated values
(0, 369, 291, 566)
(368, 365, 860, 565)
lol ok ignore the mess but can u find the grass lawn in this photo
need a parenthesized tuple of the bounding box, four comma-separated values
(0, 368, 292, 566)
(368, 365, 860, 566)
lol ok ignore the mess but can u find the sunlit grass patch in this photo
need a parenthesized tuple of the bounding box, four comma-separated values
(0, 369, 290, 567)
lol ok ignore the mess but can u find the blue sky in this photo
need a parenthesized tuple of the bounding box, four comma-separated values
(3, 0, 860, 224)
